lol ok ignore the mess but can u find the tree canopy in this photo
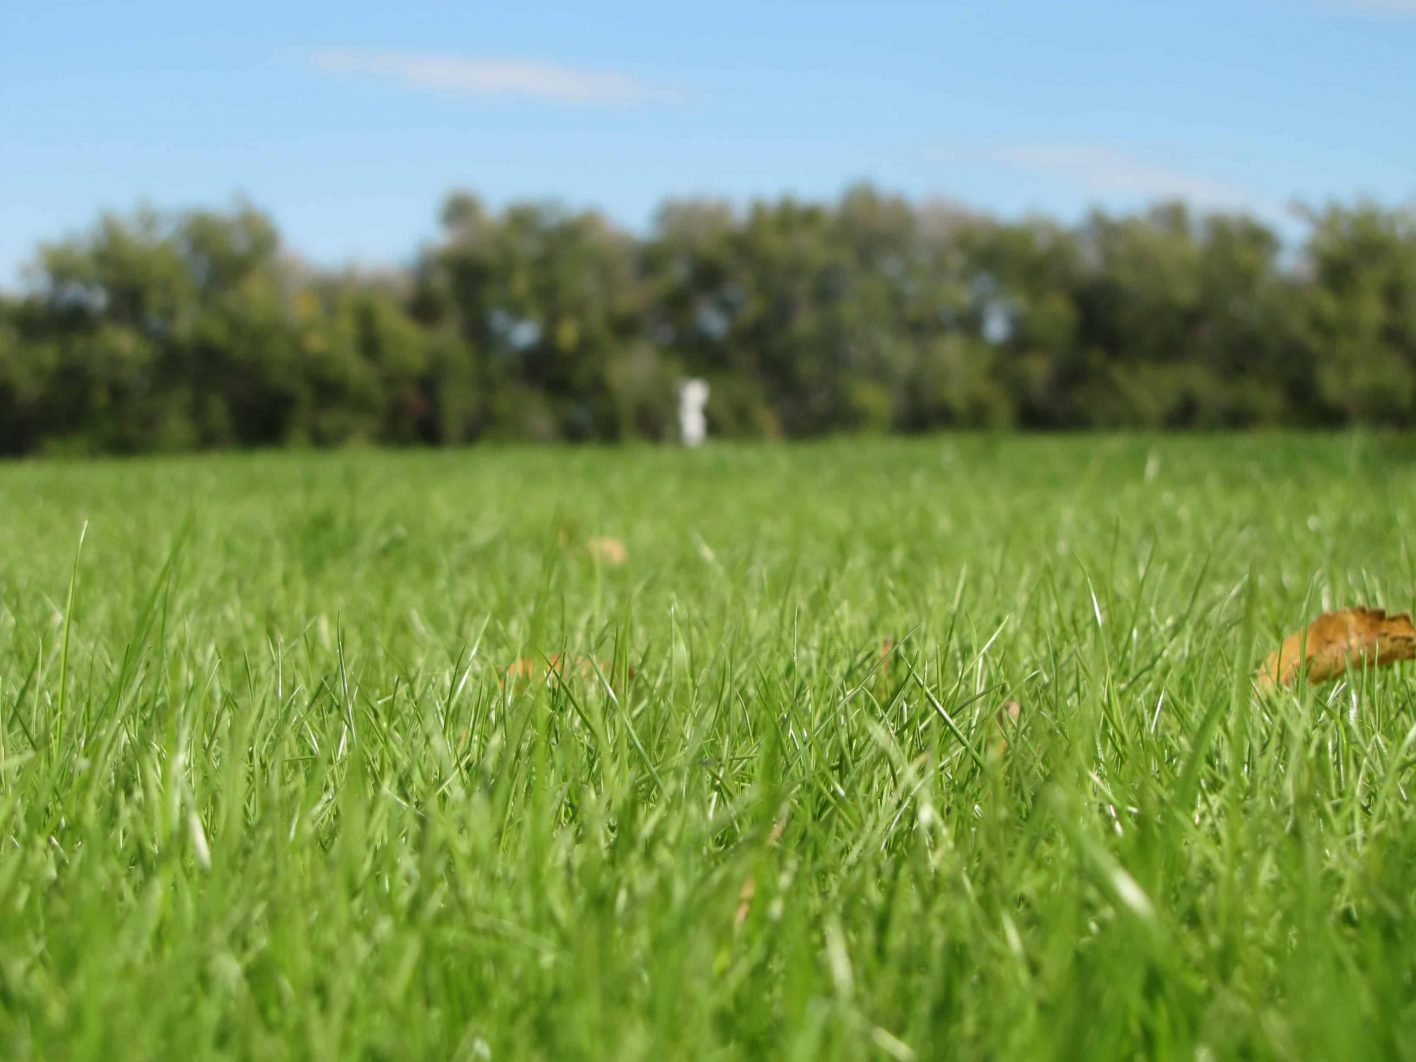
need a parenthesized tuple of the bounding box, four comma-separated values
(3, 187, 1415, 454)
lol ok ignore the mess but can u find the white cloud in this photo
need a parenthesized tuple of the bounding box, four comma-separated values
(933, 143, 1281, 217)
(310, 49, 680, 107)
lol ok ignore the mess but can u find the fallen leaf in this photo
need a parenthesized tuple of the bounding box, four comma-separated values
(991, 700, 1022, 758)
(586, 536, 628, 565)
(879, 638, 895, 669)
(767, 812, 789, 846)
(503, 656, 545, 681)
(502, 654, 637, 686)
(734, 875, 756, 928)
(734, 812, 788, 929)
(1256, 606, 1416, 692)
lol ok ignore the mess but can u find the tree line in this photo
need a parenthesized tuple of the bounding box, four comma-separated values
(2, 185, 1414, 454)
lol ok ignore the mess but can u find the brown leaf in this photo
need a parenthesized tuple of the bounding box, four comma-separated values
(586, 536, 628, 566)
(502, 654, 636, 686)
(734, 875, 756, 928)
(1256, 606, 1416, 692)
(503, 656, 546, 681)
(878, 638, 895, 673)
(991, 700, 1022, 759)
(734, 813, 788, 929)
(767, 813, 789, 846)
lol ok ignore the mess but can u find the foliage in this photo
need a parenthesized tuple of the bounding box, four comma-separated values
(5, 191, 1416, 453)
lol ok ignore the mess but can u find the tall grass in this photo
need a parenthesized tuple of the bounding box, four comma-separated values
(1, 435, 1414, 1058)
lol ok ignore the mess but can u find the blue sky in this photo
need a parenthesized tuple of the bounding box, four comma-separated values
(2, 0, 1414, 284)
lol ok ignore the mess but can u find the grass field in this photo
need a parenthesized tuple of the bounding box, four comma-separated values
(3, 435, 1416, 1059)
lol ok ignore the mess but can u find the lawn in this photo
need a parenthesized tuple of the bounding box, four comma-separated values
(2, 435, 1415, 1059)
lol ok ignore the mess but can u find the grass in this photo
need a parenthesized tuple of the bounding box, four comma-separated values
(2, 434, 1416, 1059)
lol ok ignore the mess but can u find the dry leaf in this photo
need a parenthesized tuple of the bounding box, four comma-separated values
(503, 657, 544, 682)
(586, 536, 628, 565)
(873, 638, 897, 693)
(991, 700, 1022, 758)
(734, 875, 756, 928)
(1256, 606, 1416, 692)
(734, 812, 788, 929)
(502, 654, 637, 686)
(766, 812, 789, 846)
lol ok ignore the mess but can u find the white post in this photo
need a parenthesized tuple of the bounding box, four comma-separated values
(678, 378, 709, 448)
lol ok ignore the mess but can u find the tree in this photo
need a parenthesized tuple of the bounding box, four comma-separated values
(1302, 203, 1416, 424)
(3, 188, 1416, 455)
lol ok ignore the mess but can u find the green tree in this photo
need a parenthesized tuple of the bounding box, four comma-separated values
(1302, 203, 1416, 424)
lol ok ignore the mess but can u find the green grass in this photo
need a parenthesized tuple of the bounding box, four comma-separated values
(3, 434, 1416, 1059)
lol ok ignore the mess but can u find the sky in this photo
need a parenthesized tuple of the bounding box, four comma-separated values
(3, 0, 1415, 284)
